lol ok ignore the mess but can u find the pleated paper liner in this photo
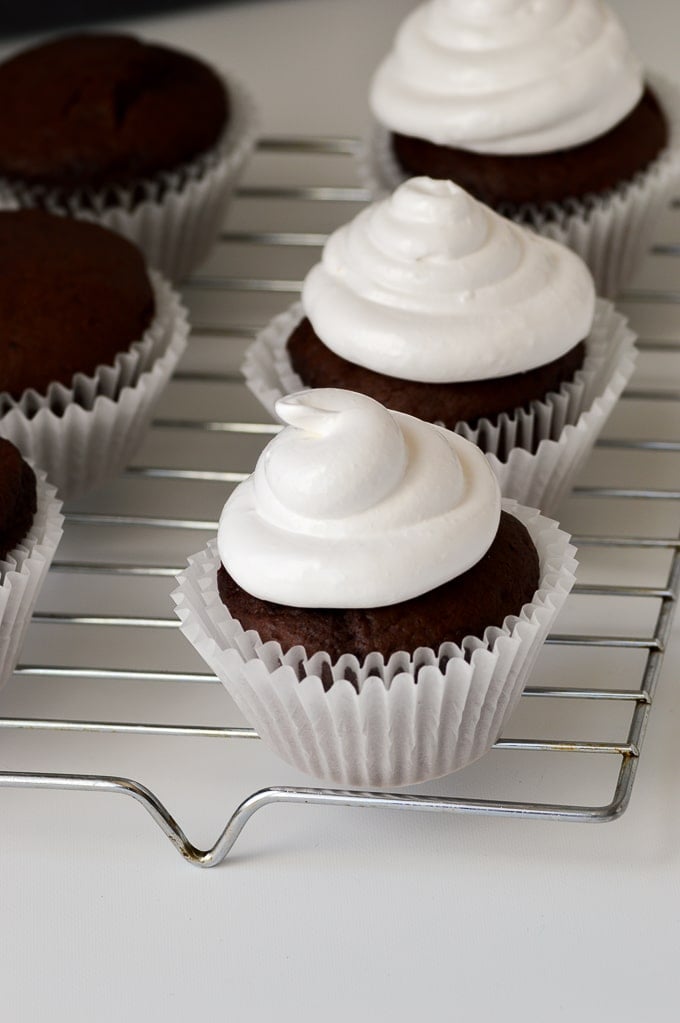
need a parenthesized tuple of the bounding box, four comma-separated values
(0, 271, 189, 501)
(173, 501, 576, 788)
(0, 466, 63, 690)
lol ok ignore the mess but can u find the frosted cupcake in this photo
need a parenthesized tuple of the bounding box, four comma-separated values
(364, 0, 680, 295)
(244, 178, 636, 513)
(0, 438, 63, 691)
(0, 33, 258, 281)
(0, 210, 188, 500)
(174, 388, 576, 788)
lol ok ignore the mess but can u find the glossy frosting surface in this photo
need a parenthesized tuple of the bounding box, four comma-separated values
(302, 178, 595, 383)
(218, 388, 501, 608)
(370, 0, 643, 154)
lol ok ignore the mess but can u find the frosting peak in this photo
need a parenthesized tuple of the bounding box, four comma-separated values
(370, 0, 644, 154)
(218, 389, 500, 608)
(261, 390, 409, 520)
(384, 175, 489, 261)
(302, 177, 595, 383)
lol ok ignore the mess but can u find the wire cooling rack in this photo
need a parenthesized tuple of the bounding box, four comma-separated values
(0, 137, 678, 867)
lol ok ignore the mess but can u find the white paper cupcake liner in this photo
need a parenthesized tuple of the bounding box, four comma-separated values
(0, 74, 259, 282)
(242, 298, 636, 516)
(360, 72, 680, 297)
(173, 500, 576, 788)
(0, 270, 189, 501)
(0, 467, 63, 691)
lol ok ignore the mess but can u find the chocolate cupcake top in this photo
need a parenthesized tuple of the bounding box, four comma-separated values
(0, 438, 37, 562)
(301, 177, 595, 383)
(370, 0, 643, 154)
(218, 388, 501, 608)
(0, 209, 154, 400)
(0, 33, 229, 191)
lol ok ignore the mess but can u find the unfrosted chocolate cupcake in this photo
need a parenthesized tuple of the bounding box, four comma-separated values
(0, 438, 37, 561)
(0, 33, 228, 196)
(0, 209, 154, 400)
(0, 33, 258, 280)
(0, 437, 63, 693)
(366, 0, 680, 295)
(0, 209, 189, 499)
(174, 388, 577, 788)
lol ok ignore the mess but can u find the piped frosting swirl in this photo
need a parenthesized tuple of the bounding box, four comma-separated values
(302, 177, 595, 383)
(218, 388, 501, 608)
(370, 0, 644, 154)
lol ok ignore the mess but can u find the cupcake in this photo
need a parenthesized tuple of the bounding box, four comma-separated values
(0, 33, 258, 281)
(244, 178, 636, 513)
(0, 438, 63, 691)
(364, 0, 680, 295)
(174, 388, 577, 788)
(0, 209, 189, 500)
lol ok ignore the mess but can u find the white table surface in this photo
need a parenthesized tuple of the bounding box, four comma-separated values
(0, 2, 679, 1020)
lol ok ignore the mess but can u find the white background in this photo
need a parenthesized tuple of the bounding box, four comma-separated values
(0, 2, 679, 1020)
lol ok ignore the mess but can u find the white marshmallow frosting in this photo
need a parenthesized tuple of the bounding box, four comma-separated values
(218, 389, 501, 608)
(302, 177, 595, 383)
(370, 0, 644, 154)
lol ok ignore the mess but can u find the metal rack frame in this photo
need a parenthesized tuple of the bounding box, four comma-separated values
(0, 137, 678, 867)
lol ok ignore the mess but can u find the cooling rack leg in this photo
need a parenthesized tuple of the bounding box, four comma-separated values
(0, 771, 642, 868)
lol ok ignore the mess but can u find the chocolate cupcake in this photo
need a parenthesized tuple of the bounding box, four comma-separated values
(244, 178, 637, 513)
(0, 33, 258, 280)
(0, 209, 154, 399)
(0, 209, 189, 499)
(364, 0, 680, 296)
(0, 439, 38, 562)
(174, 389, 577, 788)
(0, 438, 63, 691)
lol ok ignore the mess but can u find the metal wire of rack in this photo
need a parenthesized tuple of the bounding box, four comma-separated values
(0, 137, 678, 867)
